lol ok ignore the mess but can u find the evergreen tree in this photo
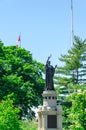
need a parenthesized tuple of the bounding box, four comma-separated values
(55, 36, 86, 129)
(55, 36, 86, 100)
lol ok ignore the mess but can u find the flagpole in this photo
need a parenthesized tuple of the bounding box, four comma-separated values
(71, 0, 74, 46)
(71, 0, 76, 92)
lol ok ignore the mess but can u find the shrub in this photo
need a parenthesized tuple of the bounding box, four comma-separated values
(0, 99, 21, 130)
(21, 120, 38, 130)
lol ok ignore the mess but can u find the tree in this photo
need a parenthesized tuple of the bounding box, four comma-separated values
(0, 41, 45, 118)
(55, 36, 86, 129)
(55, 36, 86, 100)
(68, 89, 86, 130)
(0, 98, 21, 130)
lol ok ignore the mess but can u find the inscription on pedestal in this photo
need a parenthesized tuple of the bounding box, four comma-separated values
(47, 115, 57, 128)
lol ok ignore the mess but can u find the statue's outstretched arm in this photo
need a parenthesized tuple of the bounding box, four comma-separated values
(46, 54, 52, 63)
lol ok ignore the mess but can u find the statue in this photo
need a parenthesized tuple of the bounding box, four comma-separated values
(45, 55, 57, 90)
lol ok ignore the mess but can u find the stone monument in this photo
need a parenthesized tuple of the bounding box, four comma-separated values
(38, 56, 62, 130)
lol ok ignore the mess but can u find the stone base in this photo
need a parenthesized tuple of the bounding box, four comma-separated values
(42, 90, 57, 110)
(38, 108, 62, 130)
(38, 90, 62, 130)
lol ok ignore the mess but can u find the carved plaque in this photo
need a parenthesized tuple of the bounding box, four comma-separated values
(47, 115, 57, 128)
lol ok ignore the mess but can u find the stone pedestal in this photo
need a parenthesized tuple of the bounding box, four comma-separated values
(38, 91, 62, 130)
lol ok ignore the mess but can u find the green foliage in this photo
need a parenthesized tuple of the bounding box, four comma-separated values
(0, 41, 45, 118)
(55, 37, 86, 95)
(55, 36, 86, 129)
(68, 89, 86, 130)
(20, 120, 37, 130)
(62, 101, 72, 130)
(55, 36, 86, 101)
(0, 98, 21, 130)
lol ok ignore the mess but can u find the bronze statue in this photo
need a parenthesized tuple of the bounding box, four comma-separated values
(45, 55, 57, 90)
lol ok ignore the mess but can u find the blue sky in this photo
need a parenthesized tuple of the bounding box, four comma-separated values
(0, 0, 86, 65)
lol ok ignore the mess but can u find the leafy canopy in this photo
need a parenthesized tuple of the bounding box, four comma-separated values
(0, 40, 45, 118)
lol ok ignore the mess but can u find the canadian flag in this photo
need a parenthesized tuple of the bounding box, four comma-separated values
(16, 35, 21, 47)
(17, 35, 21, 42)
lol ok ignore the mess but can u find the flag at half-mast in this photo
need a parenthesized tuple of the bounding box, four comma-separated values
(16, 35, 21, 47)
